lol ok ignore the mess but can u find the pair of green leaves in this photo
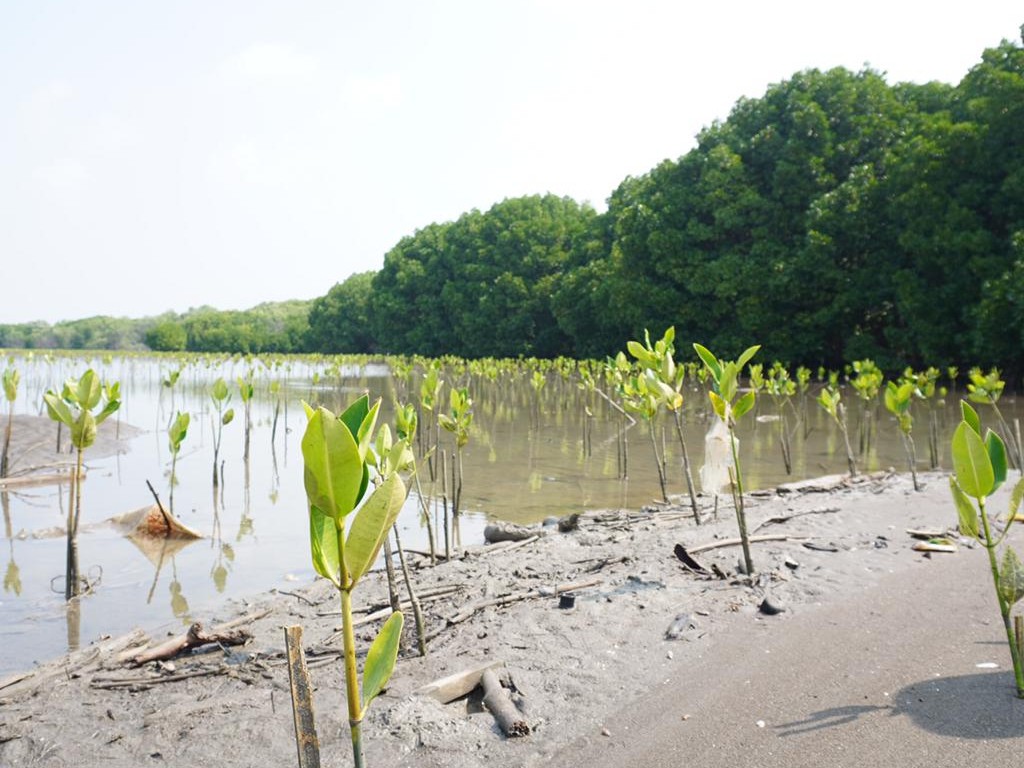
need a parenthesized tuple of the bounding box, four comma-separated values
(301, 397, 407, 591)
(439, 387, 472, 448)
(951, 401, 1009, 502)
(694, 343, 759, 423)
(169, 412, 190, 454)
(43, 370, 121, 451)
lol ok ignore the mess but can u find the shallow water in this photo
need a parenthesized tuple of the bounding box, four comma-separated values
(0, 354, 1020, 676)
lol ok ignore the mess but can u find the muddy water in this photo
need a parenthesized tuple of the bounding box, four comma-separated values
(0, 354, 1020, 676)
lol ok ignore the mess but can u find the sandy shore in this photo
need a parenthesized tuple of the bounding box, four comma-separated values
(2, 469, 1022, 767)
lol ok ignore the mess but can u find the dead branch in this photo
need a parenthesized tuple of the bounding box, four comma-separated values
(751, 506, 840, 533)
(481, 668, 529, 737)
(416, 660, 507, 704)
(129, 622, 252, 666)
(684, 534, 804, 556)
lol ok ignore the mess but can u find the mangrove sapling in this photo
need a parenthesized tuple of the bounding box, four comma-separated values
(43, 369, 121, 599)
(168, 412, 189, 513)
(370, 422, 428, 656)
(817, 387, 857, 476)
(1, 367, 18, 478)
(301, 396, 406, 767)
(627, 327, 701, 521)
(621, 373, 669, 503)
(851, 360, 883, 457)
(237, 372, 254, 463)
(694, 343, 760, 575)
(209, 377, 234, 487)
(967, 367, 1024, 473)
(949, 402, 1024, 698)
(396, 403, 437, 563)
(439, 386, 472, 548)
(765, 363, 797, 475)
(884, 379, 921, 491)
(909, 367, 943, 469)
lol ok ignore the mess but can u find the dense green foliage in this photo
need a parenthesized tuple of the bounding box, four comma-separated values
(0, 301, 312, 355)
(2, 33, 1021, 377)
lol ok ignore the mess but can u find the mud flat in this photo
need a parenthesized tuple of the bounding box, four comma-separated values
(2, 470, 1022, 768)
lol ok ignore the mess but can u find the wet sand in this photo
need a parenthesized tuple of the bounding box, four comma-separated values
(2, 469, 1022, 767)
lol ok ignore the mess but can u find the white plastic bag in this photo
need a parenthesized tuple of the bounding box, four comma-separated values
(700, 416, 735, 496)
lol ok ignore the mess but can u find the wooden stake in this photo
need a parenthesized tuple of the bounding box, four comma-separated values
(285, 626, 321, 768)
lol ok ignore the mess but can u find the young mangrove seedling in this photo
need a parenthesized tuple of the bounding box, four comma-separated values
(694, 343, 760, 575)
(627, 327, 701, 523)
(439, 386, 472, 549)
(238, 372, 254, 463)
(168, 411, 190, 513)
(950, 401, 1024, 697)
(884, 378, 920, 491)
(301, 395, 406, 768)
(43, 369, 121, 599)
(967, 367, 1023, 473)
(1, 367, 19, 478)
(209, 377, 234, 487)
(817, 386, 857, 476)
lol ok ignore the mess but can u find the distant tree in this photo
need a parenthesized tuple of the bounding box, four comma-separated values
(306, 271, 376, 353)
(145, 320, 188, 351)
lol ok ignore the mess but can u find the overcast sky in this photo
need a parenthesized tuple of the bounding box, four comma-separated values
(2, 2, 1020, 324)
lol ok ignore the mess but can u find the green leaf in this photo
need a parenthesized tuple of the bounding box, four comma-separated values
(96, 397, 120, 426)
(345, 473, 407, 587)
(362, 610, 404, 711)
(211, 378, 229, 402)
(70, 410, 97, 450)
(308, 505, 341, 587)
(708, 390, 727, 421)
(693, 344, 721, 382)
(736, 345, 761, 370)
(949, 477, 979, 539)
(43, 392, 73, 427)
(951, 422, 994, 499)
(733, 391, 756, 420)
(998, 547, 1024, 607)
(960, 401, 981, 434)
(985, 429, 1007, 495)
(301, 407, 365, 520)
(1008, 477, 1024, 525)
(626, 340, 648, 362)
(76, 370, 102, 410)
(222, 408, 235, 426)
(169, 412, 190, 452)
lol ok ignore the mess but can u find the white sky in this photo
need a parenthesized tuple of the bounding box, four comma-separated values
(1, 1, 1020, 324)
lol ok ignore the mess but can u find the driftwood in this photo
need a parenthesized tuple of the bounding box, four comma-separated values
(484, 522, 540, 544)
(684, 534, 801, 556)
(123, 608, 269, 666)
(481, 668, 529, 737)
(130, 622, 252, 665)
(751, 507, 840, 533)
(416, 661, 529, 737)
(285, 626, 321, 768)
(0, 469, 80, 489)
(416, 660, 507, 703)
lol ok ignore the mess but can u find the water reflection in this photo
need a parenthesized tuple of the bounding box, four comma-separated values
(0, 353, 1020, 678)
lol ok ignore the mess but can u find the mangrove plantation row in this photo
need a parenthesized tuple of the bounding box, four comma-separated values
(2, 32, 1022, 377)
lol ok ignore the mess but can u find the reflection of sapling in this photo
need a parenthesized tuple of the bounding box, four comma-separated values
(301, 395, 406, 767)
(949, 401, 1024, 698)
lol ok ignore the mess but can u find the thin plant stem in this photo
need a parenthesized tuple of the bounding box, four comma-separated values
(979, 498, 1024, 697)
(339, 586, 365, 767)
(727, 425, 754, 576)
